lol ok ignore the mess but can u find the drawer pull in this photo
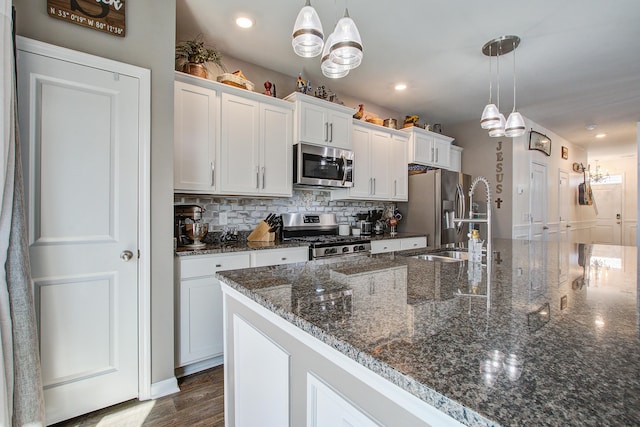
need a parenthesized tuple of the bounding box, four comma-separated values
(215, 264, 222, 268)
(281, 257, 287, 261)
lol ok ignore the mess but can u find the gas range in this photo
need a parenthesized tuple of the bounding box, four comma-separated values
(281, 213, 371, 259)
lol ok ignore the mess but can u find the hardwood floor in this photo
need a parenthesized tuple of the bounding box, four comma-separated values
(52, 366, 224, 427)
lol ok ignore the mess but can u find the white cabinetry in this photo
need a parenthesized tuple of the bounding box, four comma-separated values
(176, 252, 251, 368)
(219, 93, 293, 196)
(251, 246, 309, 267)
(175, 245, 308, 372)
(174, 71, 293, 197)
(285, 92, 354, 150)
(174, 80, 218, 192)
(403, 127, 455, 169)
(307, 373, 378, 427)
(450, 145, 463, 172)
(336, 121, 408, 201)
(370, 236, 427, 254)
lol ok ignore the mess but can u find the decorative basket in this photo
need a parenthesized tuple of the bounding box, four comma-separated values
(217, 72, 255, 91)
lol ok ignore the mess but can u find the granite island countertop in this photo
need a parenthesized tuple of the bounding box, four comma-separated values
(216, 238, 639, 426)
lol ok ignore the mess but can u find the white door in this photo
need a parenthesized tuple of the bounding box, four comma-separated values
(558, 170, 570, 283)
(591, 182, 623, 244)
(530, 161, 548, 240)
(17, 49, 140, 423)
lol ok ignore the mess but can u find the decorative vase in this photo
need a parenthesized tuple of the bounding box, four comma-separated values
(185, 63, 207, 78)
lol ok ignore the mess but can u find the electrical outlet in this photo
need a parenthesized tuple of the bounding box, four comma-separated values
(219, 211, 228, 225)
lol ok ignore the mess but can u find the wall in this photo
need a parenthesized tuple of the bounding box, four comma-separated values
(448, 116, 590, 240)
(14, 0, 177, 384)
(175, 190, 395, 232)
(445, 120, 513, 239)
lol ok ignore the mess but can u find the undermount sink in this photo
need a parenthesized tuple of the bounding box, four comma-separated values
(413, 250, 469, 263)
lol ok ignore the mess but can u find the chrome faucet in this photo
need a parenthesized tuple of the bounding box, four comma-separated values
(454, 176, 492, 260)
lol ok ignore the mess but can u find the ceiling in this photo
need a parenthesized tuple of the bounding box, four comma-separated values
(176, 0, 640, 152)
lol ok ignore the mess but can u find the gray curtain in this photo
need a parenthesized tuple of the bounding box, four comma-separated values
(0, 3, 45, 425)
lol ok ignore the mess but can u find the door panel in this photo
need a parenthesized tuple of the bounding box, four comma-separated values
(18, 49, 139, 424)
(530, 162, 548, 240)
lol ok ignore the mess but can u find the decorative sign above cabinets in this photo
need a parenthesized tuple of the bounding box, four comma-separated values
(47, 0, 126, 37)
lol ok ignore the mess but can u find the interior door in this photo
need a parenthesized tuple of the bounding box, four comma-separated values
(591, 182, 622, 244)
(530, 161, 548, 240)
(17, 49, 139, 423)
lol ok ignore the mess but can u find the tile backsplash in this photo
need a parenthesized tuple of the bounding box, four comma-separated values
(174, 189, 395, 231)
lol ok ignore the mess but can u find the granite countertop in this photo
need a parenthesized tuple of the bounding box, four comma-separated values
(216, 238, 640, 426)
(175, 232, 425, 256)
(174, 240, 309, 256)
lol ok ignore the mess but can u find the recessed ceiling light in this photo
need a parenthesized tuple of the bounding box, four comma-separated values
(395, 83, 407, 91)
(236, 16, 254, 28)
(595, 133, 606, 138)
(585, 124, 597, 131)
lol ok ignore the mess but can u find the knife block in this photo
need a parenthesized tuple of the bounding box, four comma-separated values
(247, 221, 275, 242)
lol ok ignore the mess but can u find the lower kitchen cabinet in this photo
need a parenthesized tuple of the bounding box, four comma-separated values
(370, 236, 427, 254)
(175, 246, 308, 373)
(175, 252, 251, 369)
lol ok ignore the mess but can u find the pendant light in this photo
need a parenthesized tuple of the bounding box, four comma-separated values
(505, 38, 526, 137)
(328, 8, 363, 69)
(292, 0, 324, 58)
(480, 45, 500, 129)
(321, 30, 350, 78)
(481, 36, 521, 137)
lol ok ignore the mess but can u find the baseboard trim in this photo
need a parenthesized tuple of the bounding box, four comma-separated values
(149, 376, 180, 400)
(175, 355, 224, 378)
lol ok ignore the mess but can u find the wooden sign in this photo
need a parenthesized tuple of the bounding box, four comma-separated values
(47, 0, 126, 37)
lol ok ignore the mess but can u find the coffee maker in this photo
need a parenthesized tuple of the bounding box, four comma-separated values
(175, 204, 208, 248)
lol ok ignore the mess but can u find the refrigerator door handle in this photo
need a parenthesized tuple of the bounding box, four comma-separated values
(455, 183, 465, 236)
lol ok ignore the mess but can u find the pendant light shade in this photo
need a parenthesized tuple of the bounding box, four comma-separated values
(321, 31, 350, 78)
(489, 113, 506, 137)
(505, 112, 526, 137)
(481, 104, 500, 129)
(328, 9, 363, 69)
(292, 0, 324, 58)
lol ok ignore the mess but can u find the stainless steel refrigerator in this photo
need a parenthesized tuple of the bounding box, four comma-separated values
(397, 169, 471, 247)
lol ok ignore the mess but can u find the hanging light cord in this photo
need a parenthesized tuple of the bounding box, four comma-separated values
(488, 45, 493, 104)
(511, 40, 517, 113)
(496, 44, 501, 111)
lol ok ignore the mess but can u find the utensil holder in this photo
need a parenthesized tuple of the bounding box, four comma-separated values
(247, 221, 275, 242)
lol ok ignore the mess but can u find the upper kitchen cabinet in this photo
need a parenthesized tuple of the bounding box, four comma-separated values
(174, 72, 293, 197)
(285, 92, 354, 150)
(174, 79, 219, 193)
(449, 145, 463, 172)
(334, 121, 408, 202)
(402, 127, 455, 170)
(219, 93, 293, 196)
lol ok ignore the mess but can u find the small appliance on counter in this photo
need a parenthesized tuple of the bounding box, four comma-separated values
(356, 213, 371, 236)
(175, 204, 208, 249)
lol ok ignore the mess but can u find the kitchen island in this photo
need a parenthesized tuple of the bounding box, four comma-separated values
(217, 239, 639, 426)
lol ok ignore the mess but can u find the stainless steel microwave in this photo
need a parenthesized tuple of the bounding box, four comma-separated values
(293, 143, 354, 188)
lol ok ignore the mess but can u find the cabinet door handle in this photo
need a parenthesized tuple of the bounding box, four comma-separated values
(256, 166, 260, 189)
(324, 122, 328, 142)
(373, 178, 376, 194)
(369, 177, 372, 195)
(211, 162, 215, 187)
(435, 148, 439, 163)
(262, 166, 266, 189)
(329, 123, 333, 142)
(431, 147, 434, 162)
(394, 179, 397, 197)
